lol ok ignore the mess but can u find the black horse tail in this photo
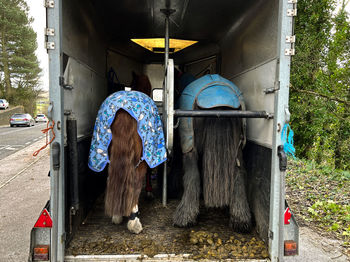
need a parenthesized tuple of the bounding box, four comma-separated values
(200, 116, 242, 207)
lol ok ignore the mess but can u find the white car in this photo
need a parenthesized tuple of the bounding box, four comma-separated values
(0, 99, 9, 109)
(35, 114, 48, 123)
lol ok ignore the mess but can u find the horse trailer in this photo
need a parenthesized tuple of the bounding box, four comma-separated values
(29, 0, 299, 261)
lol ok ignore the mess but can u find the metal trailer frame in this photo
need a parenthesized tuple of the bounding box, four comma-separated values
(44, 0, 297, 261)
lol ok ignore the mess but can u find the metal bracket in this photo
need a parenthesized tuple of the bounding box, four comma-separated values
(288, 0, 298, 3)
(47, 101, 53, 120)
(285, 107, 291, 123)
(160, 8, 176, 17)
(287, 9, 297, 16)
(64, 110, 72, 116)
(59, 76, 73, 90)
(264, 81, 280, 94)
(278, 145, 287, 172)
(44, 0, 54, 8)
(286, 35, 296, 43)
(285, 48, 295, 56)
(45, 42, 55, 50)
(45, 28, 55, 36)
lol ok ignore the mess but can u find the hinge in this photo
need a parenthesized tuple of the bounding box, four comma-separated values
(44, 0, 54, 8)
(287, 9, 297, 16)
(45, 28, 55, 36)
(286, 35, 296, 43)
(288, 0, 297, 3)
(269, 230, 274, 240)
(285, 48, 295, 56)
(45, 42, 55, 50)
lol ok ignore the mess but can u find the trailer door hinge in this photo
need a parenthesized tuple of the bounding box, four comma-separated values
(45, 28, 55, 36)
(286, 35, 296, 43)
(45, 42, 55, 50)
(287, 9, 297, 16)
(285, 48, 295, 56)
(44, 0, 54, 8)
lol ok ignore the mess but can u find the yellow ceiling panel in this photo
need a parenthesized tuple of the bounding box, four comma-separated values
(131, 38, 198, 53)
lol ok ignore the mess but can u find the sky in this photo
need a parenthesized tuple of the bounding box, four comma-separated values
(27, 0, 48, 91)
(26, 1, 350, 92)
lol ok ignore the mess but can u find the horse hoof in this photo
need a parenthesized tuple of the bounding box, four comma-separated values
(173, 206, 198, 228)
(229, 218, 252, 233)
(127, 218, 143, 234)
(112, 215, 123, 224)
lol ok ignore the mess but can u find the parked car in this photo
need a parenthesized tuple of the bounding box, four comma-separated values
(0, 99, 9, 109)
(35, 114, 48, 123)
(10, 113, 35, 127)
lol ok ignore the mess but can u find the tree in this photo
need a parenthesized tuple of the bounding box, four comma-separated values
(0, 0, 42, 113)
(290, 0, 350, 169)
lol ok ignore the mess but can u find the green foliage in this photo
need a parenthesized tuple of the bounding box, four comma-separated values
(286, 158, 350, 247)
(0, 0, 42, 114)
(290, 0, 350, 170)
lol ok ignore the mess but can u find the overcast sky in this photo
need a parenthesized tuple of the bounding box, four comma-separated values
(27, 0, 48, 91)
(26, 1, 349, 92)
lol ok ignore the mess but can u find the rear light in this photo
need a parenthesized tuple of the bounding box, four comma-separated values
(10, 118, 14, 121)
(24, 118, 29, 121)
(284, 240, 297, 256)
(32, 209, 52, 261)
(33, 245, 49, 261)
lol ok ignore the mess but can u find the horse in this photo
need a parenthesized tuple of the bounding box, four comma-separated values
(172, 74, 252, 233)
(88, 73, 167, 234)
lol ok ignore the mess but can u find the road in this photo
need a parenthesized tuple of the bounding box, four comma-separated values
(0, 123, 47, 160)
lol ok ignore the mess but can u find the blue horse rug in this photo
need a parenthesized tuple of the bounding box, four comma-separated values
(178, 74, 246, 153)
(88, 91, 167, 172)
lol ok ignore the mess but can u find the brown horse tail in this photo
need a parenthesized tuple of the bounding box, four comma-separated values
(201, 116, 242, 207)
(105, 109, 147, 217)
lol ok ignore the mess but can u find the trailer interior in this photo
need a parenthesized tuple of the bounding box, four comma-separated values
(57, 0, 296, 260)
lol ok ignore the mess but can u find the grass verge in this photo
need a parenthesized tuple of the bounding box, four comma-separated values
(286, 158, 350, 253)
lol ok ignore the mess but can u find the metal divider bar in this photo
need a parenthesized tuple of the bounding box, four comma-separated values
(174, 110, 273, 118)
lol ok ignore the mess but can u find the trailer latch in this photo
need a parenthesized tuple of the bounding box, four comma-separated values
(278, 145, 287, 172)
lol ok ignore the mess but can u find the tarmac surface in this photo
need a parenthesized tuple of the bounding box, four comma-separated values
(0, 139, 348, 261)
(0, 138, 50, 262)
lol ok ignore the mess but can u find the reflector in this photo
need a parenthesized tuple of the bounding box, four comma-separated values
(34, 208, 52, 228)
(284, 207, 292, 225)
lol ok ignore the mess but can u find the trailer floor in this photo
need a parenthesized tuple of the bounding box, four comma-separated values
(66, 193, 269, 260)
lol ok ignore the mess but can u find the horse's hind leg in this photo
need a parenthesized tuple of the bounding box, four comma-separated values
(229, 151, 252, 233)
(173, 150, 200, 227)
(127, 205, 143, 234)
(112, 215, 123, 224)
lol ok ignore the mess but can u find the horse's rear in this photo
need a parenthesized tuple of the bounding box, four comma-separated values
(174, 74, 252, 233)
(105, 73, 152, 234)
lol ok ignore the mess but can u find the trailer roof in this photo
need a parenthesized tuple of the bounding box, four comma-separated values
(90, 0, 257, 42)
